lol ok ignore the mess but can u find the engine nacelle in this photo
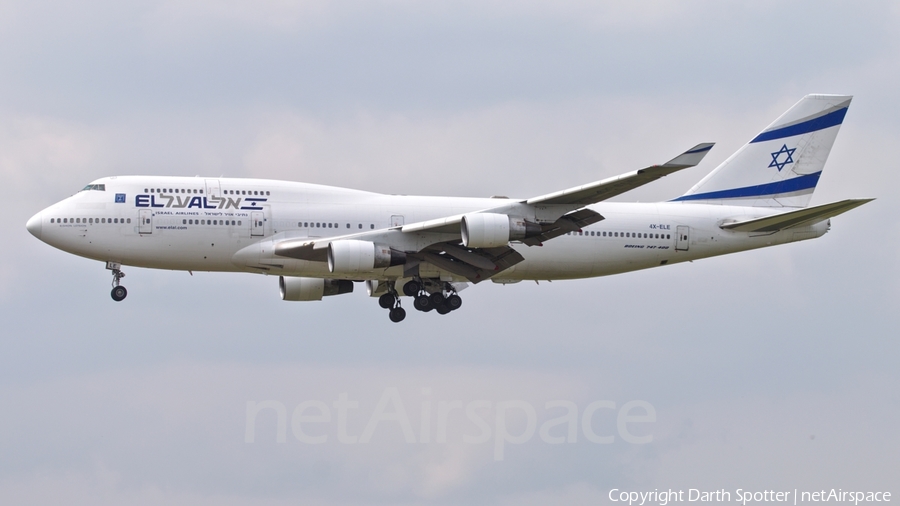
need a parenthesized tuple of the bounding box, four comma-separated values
(279, 276, 353, 301)
(327, 240, 406, 274)
(461, 213, 541, 248)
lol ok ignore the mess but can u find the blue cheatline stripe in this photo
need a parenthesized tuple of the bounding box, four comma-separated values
(685, 145, 713, 154)
(672, 171, 821, 201)
(750, 108, 847, 143)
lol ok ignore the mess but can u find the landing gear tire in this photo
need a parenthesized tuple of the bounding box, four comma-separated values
(378, 293, 395, 309)
(435, 304, 451, 315)
(402, 280, 421, 297)
(429, 292, 445, 306)
(111, 286, 128, 302)
(445, 294, 462, 311)
(414, 294, 433, 312)
(389, 307, 407, 323)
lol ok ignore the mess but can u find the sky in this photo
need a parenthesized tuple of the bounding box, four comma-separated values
(1, 1, 899, 504)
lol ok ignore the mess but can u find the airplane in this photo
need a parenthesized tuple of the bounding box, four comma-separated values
(26, 94, 872, 322)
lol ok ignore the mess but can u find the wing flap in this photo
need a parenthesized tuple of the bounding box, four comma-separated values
(522, 208, 605, 246)
(412, 243, 525, 283)
(720, 198, 874, 233)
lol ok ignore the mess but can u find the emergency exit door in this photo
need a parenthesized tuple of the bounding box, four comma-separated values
(139, 209, 152, 234)
(675, 225, 690, 251)
(251, 211, 264, 237)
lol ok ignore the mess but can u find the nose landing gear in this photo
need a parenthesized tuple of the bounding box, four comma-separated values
(107, 262, 127, 302)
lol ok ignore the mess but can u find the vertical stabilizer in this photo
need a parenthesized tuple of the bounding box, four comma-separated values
(675, 94, 851, 207)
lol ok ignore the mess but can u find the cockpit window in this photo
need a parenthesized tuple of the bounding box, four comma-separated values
(81, 184, 106, 192)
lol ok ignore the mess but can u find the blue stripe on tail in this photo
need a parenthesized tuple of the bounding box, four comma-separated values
(750, 108, 847, 143)
(672, 171, 821, 201)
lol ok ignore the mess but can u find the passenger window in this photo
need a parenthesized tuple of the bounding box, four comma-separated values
(346, 223, 350, 228)
(370, 224, 375, 229)
(238, 221, 242, 225)
(266, 191, 270, 195)
(358, 224, 362, 229)
(127, 218, 131, 223)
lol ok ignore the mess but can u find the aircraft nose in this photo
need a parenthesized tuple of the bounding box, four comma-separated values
(26, 212, 43, 240)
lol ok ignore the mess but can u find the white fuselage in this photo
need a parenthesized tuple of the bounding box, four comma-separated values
(28, 176, 828, 283)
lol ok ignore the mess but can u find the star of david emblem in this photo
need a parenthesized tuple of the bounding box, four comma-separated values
(768, 144, 796, 172)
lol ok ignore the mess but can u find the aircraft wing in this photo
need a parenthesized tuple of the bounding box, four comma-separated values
(272, 142, 714, 281)
(720, 199, 874, 233)
(400, 142, 715, 236)
(525, 143, 714, 207)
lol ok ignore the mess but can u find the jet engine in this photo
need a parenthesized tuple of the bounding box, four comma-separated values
(461, 213, 541, 248)
(327, 240, 406, 274)
(279, 276, 353, 301)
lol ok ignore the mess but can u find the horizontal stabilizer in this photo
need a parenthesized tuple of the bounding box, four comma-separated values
(720, 198, 873, 233)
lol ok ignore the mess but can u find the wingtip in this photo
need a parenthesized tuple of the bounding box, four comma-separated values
(686, 142, 715, 154)
(664, 142, 715, 168)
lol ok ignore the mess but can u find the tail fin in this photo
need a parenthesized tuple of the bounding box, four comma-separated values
(675, 94, 851, 207)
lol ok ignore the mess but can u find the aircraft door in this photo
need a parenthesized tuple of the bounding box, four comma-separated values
(139, 209, 152, 234)
(675, 225, 690, 251)
(391, 215, 404, 227)
(251, 211, 264, 237)
(205, 179, 221, 198)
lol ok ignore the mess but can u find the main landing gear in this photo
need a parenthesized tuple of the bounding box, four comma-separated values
(404, 279, 462, 317)
(376, 279, 464, 323)
(107, 262, 127, 302)
(378, 283, 407, 323)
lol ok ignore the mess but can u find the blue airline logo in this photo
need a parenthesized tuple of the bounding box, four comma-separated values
(115, 193, 126, 203)
(768, 144, 796, 172)
(135, 194, 266, 210)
